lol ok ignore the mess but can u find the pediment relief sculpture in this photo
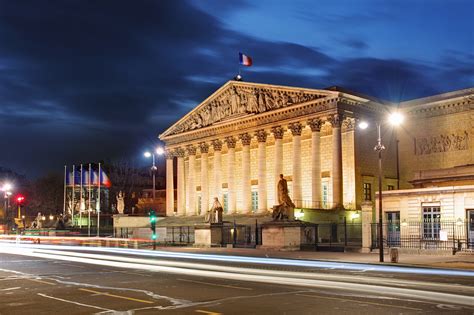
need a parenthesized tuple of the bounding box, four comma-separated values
(165, 83, 328, 136)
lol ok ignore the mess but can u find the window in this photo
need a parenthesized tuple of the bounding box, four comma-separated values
(223, 192, 228, 213)
(423, 206, 441, 239)
(322, 183, 328, 208)
(363, 183, 372, 201)
(387, 185, 395, 191)
(251, 191, 258, 212)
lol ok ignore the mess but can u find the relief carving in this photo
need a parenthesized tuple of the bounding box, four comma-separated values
(169, 84, 326, 135)
(415, 131, 469, 155)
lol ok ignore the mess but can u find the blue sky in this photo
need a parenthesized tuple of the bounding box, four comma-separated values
(0, 0, 472, 177)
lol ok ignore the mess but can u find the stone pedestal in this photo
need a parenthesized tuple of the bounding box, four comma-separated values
(194, 223, 223, 247)
(260, 221, 305, 251)
(361, 201, 373, 253)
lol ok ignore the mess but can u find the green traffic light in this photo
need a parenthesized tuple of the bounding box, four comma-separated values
(152, 234, 157, 240)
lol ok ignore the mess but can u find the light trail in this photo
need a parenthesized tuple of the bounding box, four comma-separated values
(1, 245, 473, 308)
(0, 242, 473, 277)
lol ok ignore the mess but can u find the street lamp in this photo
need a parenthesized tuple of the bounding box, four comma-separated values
(144, 147, 165, 200)
(1, 183, 13, 223)
(359, 112, 403, 263)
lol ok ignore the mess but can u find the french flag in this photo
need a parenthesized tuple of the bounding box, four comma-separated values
(239, 52, 252, 66)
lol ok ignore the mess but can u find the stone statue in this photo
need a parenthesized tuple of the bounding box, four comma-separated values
(273, 174, 295, 221)
(116, 191, 125, 214)
(205, 197, 224, 223)
(31, 212, 43, 229)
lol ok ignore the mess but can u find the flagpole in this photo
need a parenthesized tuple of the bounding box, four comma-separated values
(63, 165, 67, 216)
(97, 163, 101, 237)
(72, 164, 75, 227)
(88, 163, 91, 237)
(80, 164, 83, 229)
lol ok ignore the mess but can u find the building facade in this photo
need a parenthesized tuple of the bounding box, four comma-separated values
(159, 81, 399, 221)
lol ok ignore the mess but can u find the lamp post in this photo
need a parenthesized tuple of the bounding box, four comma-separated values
(1, 183, 13, 225)
(359, 112, 403, 263)
(144, 147, 164, 200)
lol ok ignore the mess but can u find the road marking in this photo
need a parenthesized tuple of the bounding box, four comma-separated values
(79, 288, 155, 304)
(196, 310, 222, 315)
(178, 278, 252, 291)
(296, 294, 423, 311)
(38, 293, 114, 311)
(26, 278, 57, 286)
(1, 287, 21, 291)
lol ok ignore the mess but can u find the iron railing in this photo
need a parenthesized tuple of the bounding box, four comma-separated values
(371, 221, 473, 252)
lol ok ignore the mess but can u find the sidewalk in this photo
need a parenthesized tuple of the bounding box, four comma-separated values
(154, 246, 474, 271)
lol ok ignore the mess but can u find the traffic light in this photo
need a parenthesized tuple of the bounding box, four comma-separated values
(16, 195, 25, 205)
(149, 210, 157, 241)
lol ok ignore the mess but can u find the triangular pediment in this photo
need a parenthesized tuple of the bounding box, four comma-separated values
(160, 81, 334, 138)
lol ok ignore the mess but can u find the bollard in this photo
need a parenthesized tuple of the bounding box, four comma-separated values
(389, 248, 399, 263)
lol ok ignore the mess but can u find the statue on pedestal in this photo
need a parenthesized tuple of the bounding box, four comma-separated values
(31, 212, 43, 229)
(204, 197, 224, 223)
(272, 174, 295, 221)
(116, 191, 125, 214)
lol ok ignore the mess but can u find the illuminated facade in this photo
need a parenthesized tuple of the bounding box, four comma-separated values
(159, 81, 399, 219)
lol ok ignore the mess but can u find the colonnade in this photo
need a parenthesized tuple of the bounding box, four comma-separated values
(166, 114, 345, 216)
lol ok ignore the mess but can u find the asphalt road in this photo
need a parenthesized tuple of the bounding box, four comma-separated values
(0, 244, 473, 314)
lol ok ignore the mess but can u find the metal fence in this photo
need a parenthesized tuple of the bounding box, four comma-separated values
(221, 222, 262, 248)
(301, 222, 362, 251)
(371, 221, 473, 252)
(165, 226, 195, 245)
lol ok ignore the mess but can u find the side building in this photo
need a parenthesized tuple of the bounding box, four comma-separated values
(377, 88, 474, 251)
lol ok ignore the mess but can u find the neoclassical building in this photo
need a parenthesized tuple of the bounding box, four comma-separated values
(159, 81, 399, 220)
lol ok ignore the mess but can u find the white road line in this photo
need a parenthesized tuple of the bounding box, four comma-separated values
(178, 278, 253, 290)
(1, 287, 21, 291)
(37, 293, 115, 312)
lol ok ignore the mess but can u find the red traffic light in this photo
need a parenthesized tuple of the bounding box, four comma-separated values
(16, 195, 25, 204)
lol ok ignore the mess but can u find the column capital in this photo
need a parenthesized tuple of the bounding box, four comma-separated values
(174, 147, 185, 158)
(239, 133, 252, 146)
(225, 136, 237, 149)
(288, 122, 303, 136)
(271, 126, 285, 140)
(199, 142, 209, 153)
(342, 117, 355, 131)
(328, 113, 344, 128)
(165, 149, 174, 159)
(211, 139, 223, 151)
(308, 118, 323, 132)
(255, 129, 268, 142)
(186, 145, 197, 156)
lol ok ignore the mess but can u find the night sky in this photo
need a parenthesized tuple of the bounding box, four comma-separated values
(1, 0, 473, 178)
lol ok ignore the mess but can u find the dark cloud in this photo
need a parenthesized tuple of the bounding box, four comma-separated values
(0, 0, 471, 177)
(339, 38, 369, 50)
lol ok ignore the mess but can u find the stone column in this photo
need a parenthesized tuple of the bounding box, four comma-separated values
(329, 113, 343, 208)
(211, 139, 223, 204)
(271, 126, 284, 206)
(165, 149, 175, 216)
(239, 133, 252, 214)
(225, 136, 237, 214)
(308, 118, 322, 208)
(175, 147, 185, 216)
(186, 145, 196, 216)
(199, 142, 209, 215)
(255, 130, 268, 213)
(289, 122, 303, 208)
